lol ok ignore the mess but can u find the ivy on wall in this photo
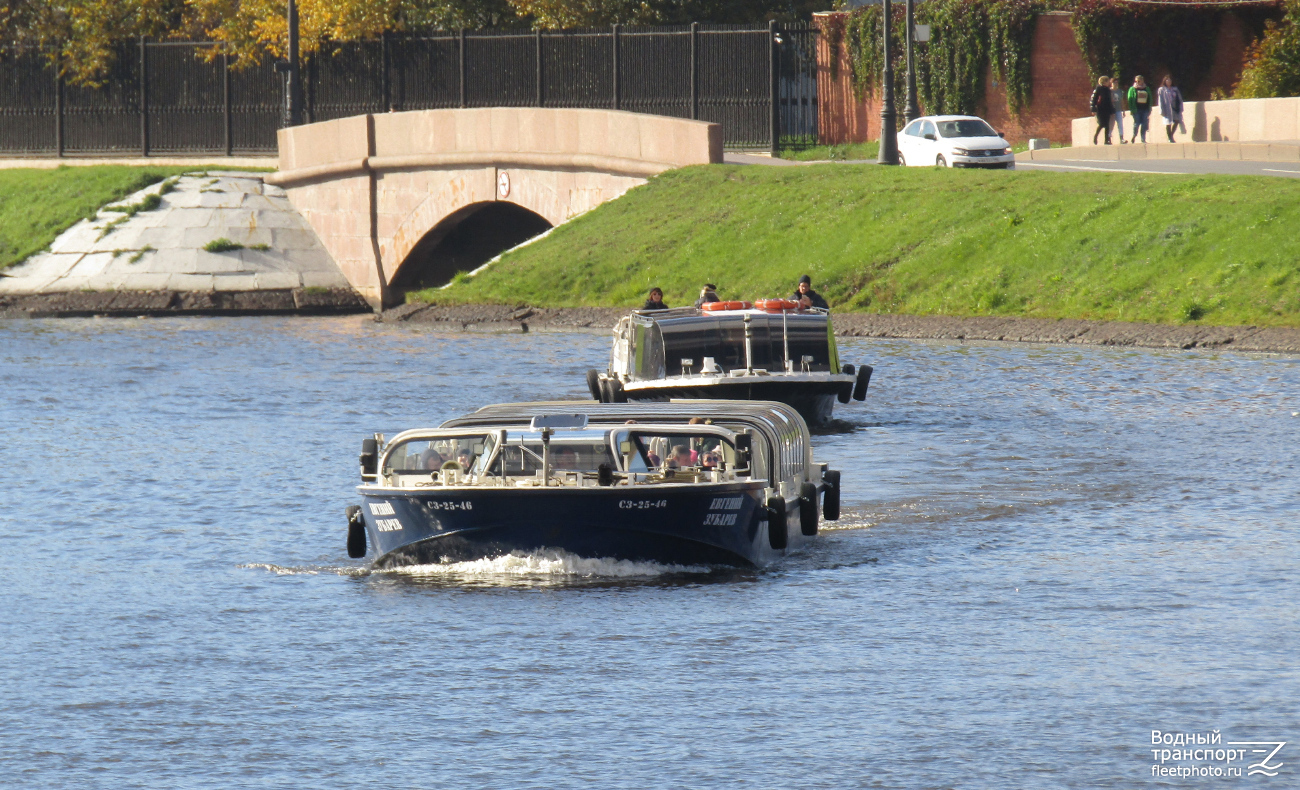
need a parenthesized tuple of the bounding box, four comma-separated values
(844, 0, 1046, 119)
(842, 0, 1281, 118)
(1072, 0, 1222, 90)
(1070, 1, 1279, 95)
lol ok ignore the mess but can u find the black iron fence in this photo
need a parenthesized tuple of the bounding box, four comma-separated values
(0, 23, 818, 156)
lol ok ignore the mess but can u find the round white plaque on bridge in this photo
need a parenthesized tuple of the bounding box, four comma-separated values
(497, 171, 511, 199)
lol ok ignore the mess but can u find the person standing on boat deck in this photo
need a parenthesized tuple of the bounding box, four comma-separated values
(792, 275, 829, 310)
(668, 445, 694, 468)
(642, 287, 668, 311)
(1158, 75, 1185, 143)
(694, 284, 720, 308)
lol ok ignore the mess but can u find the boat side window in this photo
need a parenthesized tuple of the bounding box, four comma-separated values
(615, 430, 753, 475)
(382, 434, 496, 483)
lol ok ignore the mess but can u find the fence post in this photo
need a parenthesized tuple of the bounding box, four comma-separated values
(691, 23, 699, 121)
(54, 55, 64, 157)
(139, 38, 150, 156)
(381, 31, 392, 112)
(769, 21, 779, 157)
(223, 52, 232, 156)
(459, 29, 467, 108)
(536, 29, 544, 107)
(612, 24, 621, 110)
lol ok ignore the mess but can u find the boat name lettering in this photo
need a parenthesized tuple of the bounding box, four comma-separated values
(708, 496, 744, 511)
(375, 518, 403, 532)
(368, 502, 396, 516)
(703, 513, 739, 526)
(425, 501, 473, 511)
(619, 499, 668, 510)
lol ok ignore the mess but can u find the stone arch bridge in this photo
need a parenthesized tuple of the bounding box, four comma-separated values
(265, 108, 722, 309)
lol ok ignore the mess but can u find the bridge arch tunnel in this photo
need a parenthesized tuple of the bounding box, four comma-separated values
(387, 201, 553, 296)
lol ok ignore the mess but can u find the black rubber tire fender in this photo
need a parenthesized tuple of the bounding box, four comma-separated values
(346, 505, 367, 558)
(822, 470, 841, 521)
(837, 363, 856, 404)
(799, 482, 819, 536)
(853, 365, 873, 401)
(586, 368, 603, 402)
(608, 377, 628, 403)
(766, 496, 788, 550)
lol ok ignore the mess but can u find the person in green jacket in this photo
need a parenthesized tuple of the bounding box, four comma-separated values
(1127, 76, 1154, 143)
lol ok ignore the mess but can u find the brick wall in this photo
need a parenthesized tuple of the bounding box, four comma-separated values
(814, 11, 1257, 146)
(979, 13, 1090, 145)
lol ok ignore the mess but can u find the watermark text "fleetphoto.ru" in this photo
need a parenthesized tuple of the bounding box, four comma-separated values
(1150, 730, 1286, 779)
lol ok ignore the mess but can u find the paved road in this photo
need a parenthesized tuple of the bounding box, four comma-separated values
(725, 151, 1300, 178)
(1015, 158, 1300, 178)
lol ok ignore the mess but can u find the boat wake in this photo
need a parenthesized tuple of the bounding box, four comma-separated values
(381, 549, 711, 581)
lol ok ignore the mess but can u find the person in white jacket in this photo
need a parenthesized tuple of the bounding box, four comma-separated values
(1158, 75, 1185, 143)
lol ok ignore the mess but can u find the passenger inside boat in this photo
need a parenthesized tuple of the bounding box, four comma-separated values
(618, 430, 751, 475)
(384, 434, 498, 483)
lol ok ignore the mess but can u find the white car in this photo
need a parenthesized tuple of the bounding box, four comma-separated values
(897, 115, 1015, 169)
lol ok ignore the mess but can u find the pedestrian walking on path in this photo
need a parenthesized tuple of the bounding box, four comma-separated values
(1128, 76, 1153, 143)
(1110, 76, 1127, 144)
(1091, 77, 1114, 145)
(1158, 75, 1185, 143)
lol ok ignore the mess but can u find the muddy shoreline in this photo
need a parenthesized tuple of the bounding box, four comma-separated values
(375, 303, 1300, 354)
(4, 294, 1296, 353)
(0, 289, 371, 318)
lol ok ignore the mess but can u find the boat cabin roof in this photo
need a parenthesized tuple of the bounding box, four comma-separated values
(439, 400, 815, 485)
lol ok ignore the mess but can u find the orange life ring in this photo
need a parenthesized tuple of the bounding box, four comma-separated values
(701, 300, 752, 312)
(755, 298, 799, 313)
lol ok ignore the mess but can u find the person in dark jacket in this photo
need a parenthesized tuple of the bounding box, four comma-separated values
(1090, 76, 1114, 145)
(694, 283, 720, 308)
(642, 287, 668, 311)
(792, 275, 829, 310)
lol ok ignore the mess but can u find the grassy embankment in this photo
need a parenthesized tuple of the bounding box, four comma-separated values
(0, 166, 194, 270)
(417, 164, 1300, 327)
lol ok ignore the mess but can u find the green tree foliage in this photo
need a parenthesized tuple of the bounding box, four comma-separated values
(0, 0, 830, 85)
(1235, 0, 1300, 97)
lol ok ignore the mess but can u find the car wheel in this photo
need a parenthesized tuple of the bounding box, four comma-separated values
(936, 155, 947, 167)
(898, 152, 907, 166)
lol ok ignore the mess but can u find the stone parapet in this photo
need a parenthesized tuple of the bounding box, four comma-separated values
(267, 108, 722, 309)
(1071, 96, 1300, 148)
(1022, 140, 1300, 162)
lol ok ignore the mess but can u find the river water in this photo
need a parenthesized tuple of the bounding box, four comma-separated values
(1, 316, 1296, 789)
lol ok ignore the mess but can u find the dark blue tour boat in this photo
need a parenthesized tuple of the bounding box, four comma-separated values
(587, 302, 873, 426)
(346, 400, 842, 568)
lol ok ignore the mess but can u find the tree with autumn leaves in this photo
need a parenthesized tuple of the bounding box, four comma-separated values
(0, 0, 822, 85)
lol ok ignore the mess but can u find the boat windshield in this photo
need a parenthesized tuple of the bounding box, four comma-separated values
(498, 430, 618, 475)
(383, 433, 498, 479)
(613, 429, 744, 474)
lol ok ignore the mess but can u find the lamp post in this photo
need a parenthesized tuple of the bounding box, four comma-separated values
(903, 0, 920, 124)
(280, 0, 303, 127)
(877, 0, 898, 165)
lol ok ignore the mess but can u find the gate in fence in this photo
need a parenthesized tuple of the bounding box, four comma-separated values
(0, 23, 818, 157)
